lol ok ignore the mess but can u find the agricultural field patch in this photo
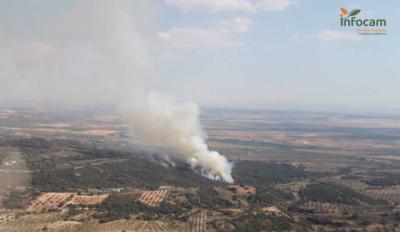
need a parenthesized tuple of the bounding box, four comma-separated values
(27, 193, 74, 212)
(188, 210, 207, 232)
(138, 186, 173, 207)
(0, 213, 62, 232)
(68, 194, 109, 206)
(1, 107, 400, 231)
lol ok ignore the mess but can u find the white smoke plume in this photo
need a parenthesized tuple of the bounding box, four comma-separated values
(0, 1, 153, 103)
(122, 91, 234, 183)
(0, 1, 234, 182)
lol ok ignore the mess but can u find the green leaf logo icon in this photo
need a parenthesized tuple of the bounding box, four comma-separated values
(346, 9, 361, 18)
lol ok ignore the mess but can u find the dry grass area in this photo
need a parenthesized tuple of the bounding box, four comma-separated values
(0, 212, 16, 224)
(78, 219, 185, 232)
(261, 206, 287, 216)
(47, 220, 81, 231)
(138, 186, 173, 207)
(0, 214, 185, 232)
(27, 193, 74, 212)
(0, 213, 62, 232)
(68, 194, 109, 205)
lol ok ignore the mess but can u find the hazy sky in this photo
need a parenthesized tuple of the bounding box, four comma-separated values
(1, 0, 399, 113)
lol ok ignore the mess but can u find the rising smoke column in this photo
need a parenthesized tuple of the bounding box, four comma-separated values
(123, 91, 234, 183)
(0, 1, 234, 183)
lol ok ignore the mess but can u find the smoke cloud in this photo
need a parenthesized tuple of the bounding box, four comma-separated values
(0, 1, 153, 103)
(0, 1, 234, 182)
(122, 91, 234, 183)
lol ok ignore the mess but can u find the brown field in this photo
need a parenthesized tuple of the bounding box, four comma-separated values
(1, 214, 185, 232)
(68, 194, 109, 205)
(0, 212, 16, 224)
(0, 213, 62, 232)
(47, 220, 82, 231)
(138, 186, 173, 207)
(27, 193, 74, 212)
(78, 219, 185, 232)
(261, 206, 287, 216)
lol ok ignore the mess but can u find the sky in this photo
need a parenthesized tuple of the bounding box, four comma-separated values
(0, 0, 399, 113)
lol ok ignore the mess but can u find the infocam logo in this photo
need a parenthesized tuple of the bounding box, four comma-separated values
(339, 8, 387, 35)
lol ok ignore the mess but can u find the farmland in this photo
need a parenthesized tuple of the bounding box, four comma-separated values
(68, 194, 109, 206)
(0, 106, 400, 231)
(28, 193, 74, 212)
(139, 186, 173, 207)
(188, 210, 207, 232)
